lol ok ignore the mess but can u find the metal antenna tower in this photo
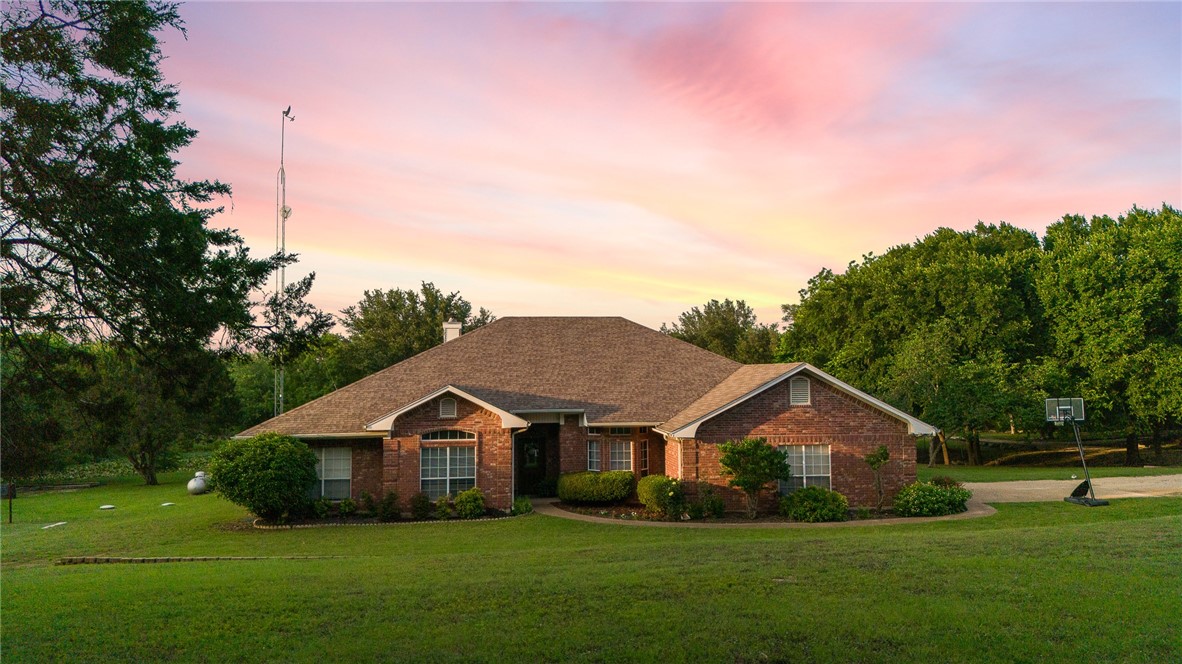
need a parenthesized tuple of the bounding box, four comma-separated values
(274, 106, 295, 417)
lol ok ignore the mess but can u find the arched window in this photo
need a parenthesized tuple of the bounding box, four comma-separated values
(439, 397, 457, 418)
(789, 376, 811, 405)
(420, 430, 476, 441)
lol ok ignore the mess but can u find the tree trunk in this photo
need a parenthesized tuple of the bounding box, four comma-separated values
(927, 436, 937, 468)
(745, 492, 758, 519)
(1009, 414, 1016, 435)
(129, 451, 159, 486)
(1125, 432, 1142, 467)
(941, 432, 950, 465)
(966, 431, 982, 466)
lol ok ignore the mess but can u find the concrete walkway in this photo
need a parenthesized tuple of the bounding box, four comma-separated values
(964, 473, 1182, 503)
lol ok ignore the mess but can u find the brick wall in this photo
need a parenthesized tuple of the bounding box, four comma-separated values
(558, 415, 586, 474)
(689, 376, 916, 510)
(383, 395, 515, 511)
(305, 439, 383, 501)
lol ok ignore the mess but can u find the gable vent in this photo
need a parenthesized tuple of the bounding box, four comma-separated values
(789, 377, 811, 405)
(439, 397, 457, 418)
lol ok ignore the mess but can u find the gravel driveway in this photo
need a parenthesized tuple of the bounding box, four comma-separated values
(964, 474, 1182, 503)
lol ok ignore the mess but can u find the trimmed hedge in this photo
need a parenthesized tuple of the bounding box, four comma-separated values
(557, 471, 635, 504)
(893, 481, 973, 517)
(637, 474, 682, 516)
(778, 486, 849, 522)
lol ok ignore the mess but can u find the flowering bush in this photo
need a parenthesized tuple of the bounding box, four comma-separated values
(778, 486, 849, 522)
(893, 481, 972, 517)
(637, 474, 683, 516)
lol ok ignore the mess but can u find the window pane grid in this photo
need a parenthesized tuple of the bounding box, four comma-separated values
(777, 444, 830, 494)
(313, 447, 351, 500)
(608, 441, 632, 471)
(587, 441, 601, 471)
(420, 445, 476, 499)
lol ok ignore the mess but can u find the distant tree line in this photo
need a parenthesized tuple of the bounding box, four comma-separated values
(667, 205, 1179, 465)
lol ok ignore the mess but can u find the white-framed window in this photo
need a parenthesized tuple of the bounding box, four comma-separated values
(439, 397, 458, 418)
(587, 440, 601, 471)
(640, 441, 649, 475)
(421, 429, 475, 441)
(420, 446, 475, 499)
(312, 447, 351, 500)
(608, 440, 632, 471)
(587, 427, 602, 436)
(777, 444, 831, 493)
(789, 377, 811, 405)
(608, 426, 631, 436)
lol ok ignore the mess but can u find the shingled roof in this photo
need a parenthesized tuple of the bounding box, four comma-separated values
(239, 317, 742, 437)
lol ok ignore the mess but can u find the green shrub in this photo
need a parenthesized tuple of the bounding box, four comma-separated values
(409, 492, 432, 520)
(453, 487, 486, 519)
(207, 433, 319, 523)
(928, 475, 964, 489)
(778, 486, 849, 522)
(378, 491, 400, 522)
(855, 507, 872, 520)
(686, 500, 706, 520)
(359, 491, 377, 517)
(700, 485, 726, 518)
(511, 496, 534, 516)
(557, 471, 635, 504)
(311, 497, 331, 519)
(434, 496, 453, 520)
(637, 474, 683, 516)
(337, 497, 357, 518)
(893, 481, 973, 517)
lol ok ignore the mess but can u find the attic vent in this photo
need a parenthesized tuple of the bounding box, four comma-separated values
(440, 397, 457, 418)
(789, 377, 811, 405)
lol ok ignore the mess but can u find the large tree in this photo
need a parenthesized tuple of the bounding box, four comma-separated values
(661, 298, 780, 363)
(1, 1, 328, 480)
(336, 282, 493, 384)
(779, 223, 1047, 463)
(1037, 206, 1182, 464)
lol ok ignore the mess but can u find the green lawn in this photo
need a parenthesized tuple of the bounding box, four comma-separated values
(918, 464, 1182, 483)
(3, 473, 1180, 663)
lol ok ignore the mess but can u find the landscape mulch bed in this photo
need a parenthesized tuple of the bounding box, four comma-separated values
(555, 502, 895, 523)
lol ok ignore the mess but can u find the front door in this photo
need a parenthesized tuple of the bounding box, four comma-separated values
(515, 424, 557, 495)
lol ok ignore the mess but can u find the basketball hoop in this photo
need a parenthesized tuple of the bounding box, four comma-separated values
(1046, 398, 1107, 507)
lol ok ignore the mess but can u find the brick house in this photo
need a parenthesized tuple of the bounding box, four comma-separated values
(239, 317, 936, 512)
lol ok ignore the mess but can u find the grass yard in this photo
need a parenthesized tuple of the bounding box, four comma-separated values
(2, 474, 1180, 663)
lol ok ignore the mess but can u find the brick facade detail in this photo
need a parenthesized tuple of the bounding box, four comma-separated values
(382, 395, 514, 511)
(684, 377, 915, 511)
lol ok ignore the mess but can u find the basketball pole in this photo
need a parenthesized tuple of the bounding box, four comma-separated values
(1066, 414, 1098, 503)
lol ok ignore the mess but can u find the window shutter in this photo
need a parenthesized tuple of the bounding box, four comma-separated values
(790, 377, 810, 405)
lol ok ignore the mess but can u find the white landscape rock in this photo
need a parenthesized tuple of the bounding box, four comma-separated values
(160, 502, 176, 507)
(99, 505, 115, 510)
(42, 522, 67, 529)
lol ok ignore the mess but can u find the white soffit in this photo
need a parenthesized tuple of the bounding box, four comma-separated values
(365, 385, 529, 432)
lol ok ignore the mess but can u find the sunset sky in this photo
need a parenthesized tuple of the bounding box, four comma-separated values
(161, 2, 1181, 329)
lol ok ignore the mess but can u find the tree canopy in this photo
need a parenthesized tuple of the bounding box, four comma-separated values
(778, 206, 1180, 463)
(661, 298, 780, 363)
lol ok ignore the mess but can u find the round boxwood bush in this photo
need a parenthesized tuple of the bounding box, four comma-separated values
(453, 487, 487, 519)
(893, 481, 973, 517)
(557, 471, 635, 504)
(637, 474, 683, 516)
(208, 433, 318, 523)
(778, 486, 849, 522)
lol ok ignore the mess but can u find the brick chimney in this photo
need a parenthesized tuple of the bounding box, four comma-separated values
(443, 319, 462, 343)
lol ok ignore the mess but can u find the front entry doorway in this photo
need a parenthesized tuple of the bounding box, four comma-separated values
(515, 424, 559, 496)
